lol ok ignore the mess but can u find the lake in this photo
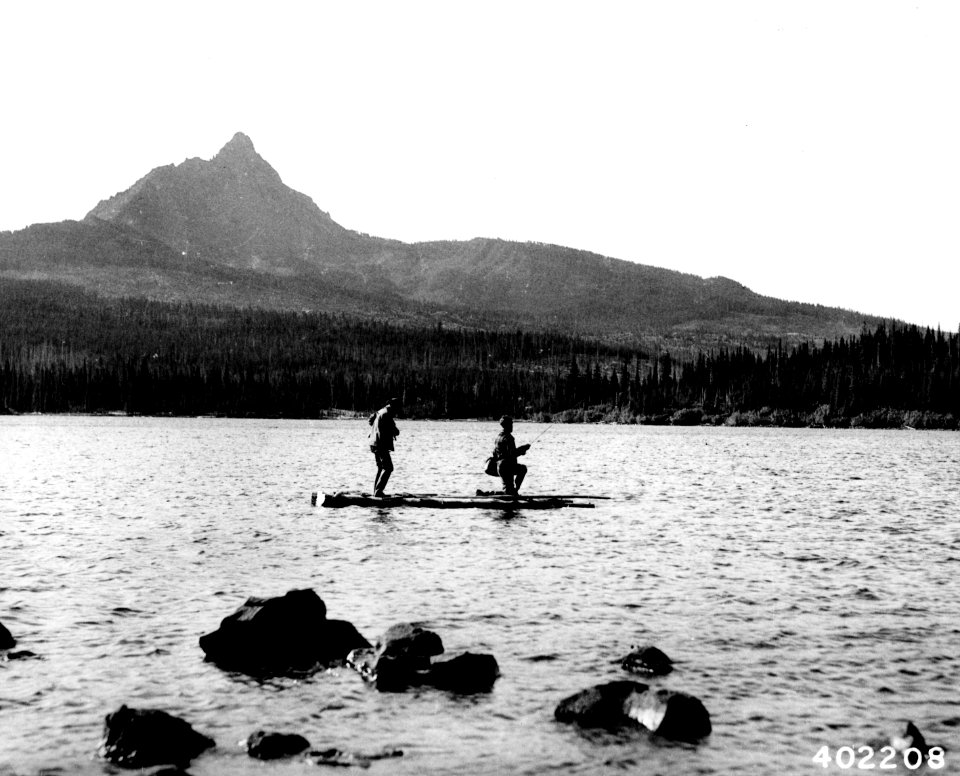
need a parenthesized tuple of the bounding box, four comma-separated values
(1, 417, 958, 775)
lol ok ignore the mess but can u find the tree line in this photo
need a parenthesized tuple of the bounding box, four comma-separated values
(1, 280, 957, 428)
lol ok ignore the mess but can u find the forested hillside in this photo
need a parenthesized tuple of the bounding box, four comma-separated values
(1, 281, 957, 427)
(0, 133, 885, 349)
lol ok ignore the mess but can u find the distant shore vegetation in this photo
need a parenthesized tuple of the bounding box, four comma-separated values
(1, 280, 957, 429)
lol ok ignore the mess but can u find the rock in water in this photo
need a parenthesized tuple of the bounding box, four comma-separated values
(376, 623, 445, 667)
(0, 621, 15, 650)
(890, 720, 929, 754)
(347, 622, 445, 691)
(621, 645, 674, 677)
(554, 681, 648, 728)
(624, 687, 712, 742)
(198, 588, 370, 676)
(97, 705, 215, 768)
(244, 730, 311, 760)
(308, 747, 403, 767)
(427, 652, 500, 693)
(347, 624, 498, 693)
(555, 682, 711, 741)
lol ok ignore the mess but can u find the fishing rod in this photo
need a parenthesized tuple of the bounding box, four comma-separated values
(525, 399, 586, 446)
(530, 401, 587, 445)
(528, 422, 555, 444)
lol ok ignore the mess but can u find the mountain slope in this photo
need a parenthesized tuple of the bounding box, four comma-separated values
(86, 132, 368, 274)
(1, 132, 885, 346)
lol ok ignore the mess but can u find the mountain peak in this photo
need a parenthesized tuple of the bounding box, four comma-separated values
(214, 132, 259, 163)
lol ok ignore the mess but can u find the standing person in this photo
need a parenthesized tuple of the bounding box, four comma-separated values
(368, 397, 401, 497)
(492, 415, 530, 495)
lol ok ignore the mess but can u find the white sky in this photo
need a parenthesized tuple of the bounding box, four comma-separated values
(2, 1, 958, 330)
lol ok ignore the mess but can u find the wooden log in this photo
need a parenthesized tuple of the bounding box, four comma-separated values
(320, 492, 594, 509)
(474, 490, 612, 500)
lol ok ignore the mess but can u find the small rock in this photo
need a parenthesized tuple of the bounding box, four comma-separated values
(4, 650, 40, 661)
(244, 730, 311, 759)
(427, 652, 500, 693)
(890, 720, 928, 754)
(97, 705, 215, 768)
(621, 645, 673, 677)
(0, 621, 15, 650)
(376, 623, 444, 667)
(308, 747, 403, 768)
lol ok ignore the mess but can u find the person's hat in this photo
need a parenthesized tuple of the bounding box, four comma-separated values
(499, 415, 512, 427)
(387, 396, 402, 407)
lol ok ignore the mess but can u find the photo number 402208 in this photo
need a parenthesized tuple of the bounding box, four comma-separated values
(812, 745, 945, 770)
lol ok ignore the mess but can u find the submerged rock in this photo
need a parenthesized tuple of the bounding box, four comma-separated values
(198, 588, 370, 676)
(555, 681, 711, 742)
(244, 730, 311, 760)
(308, 747, 403, 767)
(97, 705, 215, 768)
(3, 649, 40, 661)
(0, 621, 15, 650)
(621, 645, 674, 677)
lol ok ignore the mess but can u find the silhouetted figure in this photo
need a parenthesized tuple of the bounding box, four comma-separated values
(492, 415, 529, 495)
(368, 398, 400, 496)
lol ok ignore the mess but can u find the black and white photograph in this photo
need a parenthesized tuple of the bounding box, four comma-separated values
(1, 2, 958, 774)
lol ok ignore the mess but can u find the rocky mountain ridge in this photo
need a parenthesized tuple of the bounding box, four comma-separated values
(1, 133, 883, 346)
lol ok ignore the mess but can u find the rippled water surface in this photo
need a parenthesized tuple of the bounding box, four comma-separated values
(1, 417, 958, 775)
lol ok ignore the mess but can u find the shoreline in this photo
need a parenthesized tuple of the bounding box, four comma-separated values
(2, 406, 956, 430)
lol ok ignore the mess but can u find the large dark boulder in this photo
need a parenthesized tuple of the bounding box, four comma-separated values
(97, 705, 215, 768)
(555, 681, 647, 728)
(198, 589, 370, 676)
(244, 730, 311, 760)
(0, 621, 15, 650)
(621, 645, 674, 677)
(427, 652, 500, 693)
(555, 682, 711, 742)
(624, 687, 712, 742)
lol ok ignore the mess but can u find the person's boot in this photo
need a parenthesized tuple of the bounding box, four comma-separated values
(514, 469, 526, 494)
(376, 469, 391, 496)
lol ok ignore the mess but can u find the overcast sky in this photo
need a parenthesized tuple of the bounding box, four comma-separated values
(2, 1, 958, 330)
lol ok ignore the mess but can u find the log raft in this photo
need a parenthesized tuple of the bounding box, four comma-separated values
(314, 491, 596, 509)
